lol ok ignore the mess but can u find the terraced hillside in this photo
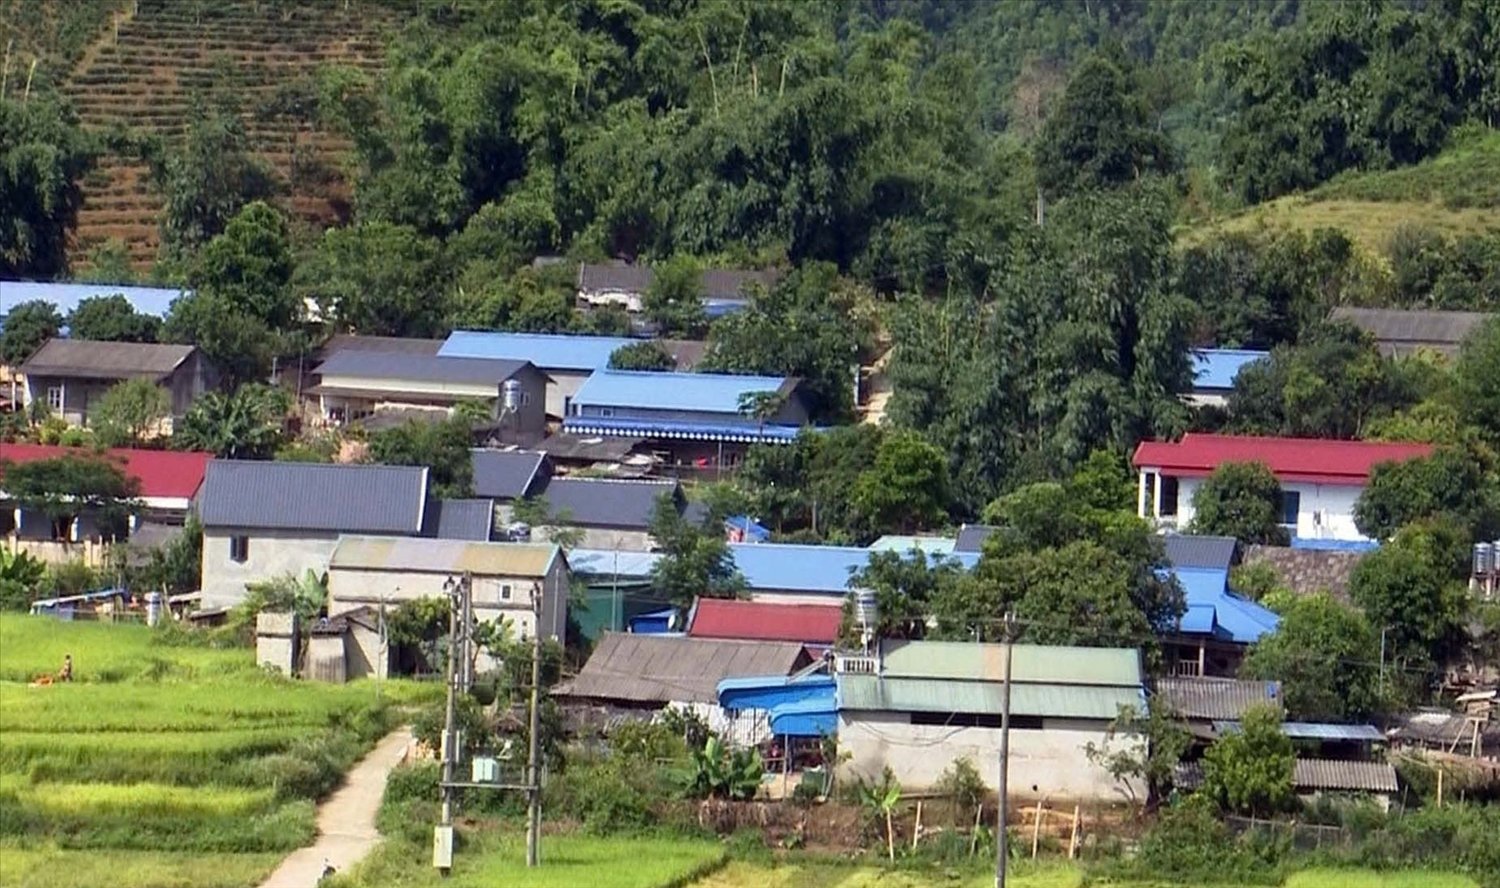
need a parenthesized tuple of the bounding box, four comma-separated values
(57, 0, 393, 271)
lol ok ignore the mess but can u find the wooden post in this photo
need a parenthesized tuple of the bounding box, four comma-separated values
(970, 803, 983, 856)
(1436, 768, 1444, 808)
(912, 800, 923, 850)
(1030, 802, 1043, 859)
(1067, 805, 1080, 859)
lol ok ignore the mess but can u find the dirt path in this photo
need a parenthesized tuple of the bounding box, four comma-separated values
(257, 726, 414, 888)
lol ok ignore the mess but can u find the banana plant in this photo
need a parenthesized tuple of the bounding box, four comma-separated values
(860, 774, 903, 861)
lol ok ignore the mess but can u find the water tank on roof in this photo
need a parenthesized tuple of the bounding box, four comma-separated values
(501, 379, 523, 413)
(853, 589, 879, 630)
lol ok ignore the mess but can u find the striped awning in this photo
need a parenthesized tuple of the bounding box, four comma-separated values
(563, 417, 804, 444)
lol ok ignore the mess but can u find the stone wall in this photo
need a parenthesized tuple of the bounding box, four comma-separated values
(1243, 545, 1367, 600)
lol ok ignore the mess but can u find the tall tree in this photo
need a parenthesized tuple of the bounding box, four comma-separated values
(0, 97, 96, 278)
(608, 342, 674, 371)
(1454, 318, 1500, 445)
(1200, 704, 1295, 817)
(643, 255, 707, 338)
(1189, 461, 1290, 546)
(192, 201, 298, 329)
(648, 496, 744, 608)
(367, 416, 474, 498)
(173, 384, 291, 459)
(161, 291, 275, 390)
(1354, 446, 1500, 542)
(67, 295, 160, 343)
(850, 429, 951, 535)
(0, 300, 61, 364)
(90, 378, 170, 448)
(1349, 519, 1470, 673)
(1241, 594, 1381, 722)
(0, 453, 141, 540)
(294, 222, 449, 337)
(154, 96, 276, 252)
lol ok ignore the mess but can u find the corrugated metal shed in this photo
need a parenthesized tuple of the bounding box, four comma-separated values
(555, 633, 809, 704)
(571, 369, 794, 414)
(838, 674, 1143, 719)
(199, 460, 429, 533)
(879, 640, 1142, 687)
(330, 535, 559, 576)
(953, 524, 995, 553)
(0, 443, 212, 500)
(21, 338, 194, 379)
(471, 449, 548, 499)
(320, 335, 444, 357)
(1214, 720, 1384, 741)
(315, 350, 530, 385)
(1162, 534, 1238, 572)
(689, 598, 843, 645)
(1154, 677, 1281, 721)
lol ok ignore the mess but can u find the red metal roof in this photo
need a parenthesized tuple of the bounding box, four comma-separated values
(0, 443, 213, 501)
(688, 598, 843, 646)
(1132, 434, 1433, 485)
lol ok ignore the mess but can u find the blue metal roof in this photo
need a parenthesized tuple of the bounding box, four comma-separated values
(1193, 348, 1268, 391)
(1291, 537, 1380, 552)
(438, 330, 634, 370)
(1, 281, 187, 320)
(728, 543, 980, 595)
(563, 415, 803, 444)
(1169, 566, 1280, 644)
(572, 369, 791, 413)
(1214, 721, 1385, 742)
(717, 675, 837, 738)
(725, 515, 772, 543)
(770, 697, 838, 737)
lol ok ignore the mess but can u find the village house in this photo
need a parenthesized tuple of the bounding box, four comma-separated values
(19, 339, 217, 430)
(562, 369, 813, 469)
(835, 640, 1147, 801)
(196, 460, 493, 608)
(1186, 348, 1267, 408)
(685, 597, 843, 652)
(1330, 306, 1495, 359)
(574, 261, 779, 317)
(437, 330, 704, 421)
(308, 349, 548, 436)
(325, 535, 570, 675)
(554, 632, 813, 744)
(1133, 434, 1434, 543)
(0, 443, 211, 563)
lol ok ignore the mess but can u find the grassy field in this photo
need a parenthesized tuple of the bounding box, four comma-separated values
(0, 614, 439, 888)
(329, 833, 729, 888)
(1186, 127, 1500, 254)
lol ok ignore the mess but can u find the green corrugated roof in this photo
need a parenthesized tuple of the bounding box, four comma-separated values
(838, 675, 1143, 719)
(878, 641, 1141, 686)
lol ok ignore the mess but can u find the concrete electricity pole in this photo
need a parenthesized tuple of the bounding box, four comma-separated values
(995, 610, 1017, 888)
(525, 582, 544, 867)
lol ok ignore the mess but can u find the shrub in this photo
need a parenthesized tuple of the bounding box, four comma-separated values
(1134, 796, 1278, 884)
(549, 758, 654, 835)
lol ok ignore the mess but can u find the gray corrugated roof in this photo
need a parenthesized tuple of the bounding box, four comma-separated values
(315, 350, 530, 385)
(1331, 307, 1494, 357)
(538, 477, 681, 530)
(578, 262, 654, 294)
(20, 338, 194, 379)
(320, 335, 444, 358)
(199, 460, 429, 533)
(421, 498, 495, 541)
(471, 450, 549, 499)
(555, 633, 809, 704)
(700, 268, 779, 301)
(1293, 759, 1399, 793)
(1163, 534, 1238, 572)
(1155, 677, 1282, 721)
(953, 524, 995, 553)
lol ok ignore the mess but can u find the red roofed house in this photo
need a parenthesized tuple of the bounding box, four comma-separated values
(687, 597, 843, 651)
(1132, 434, 1433, 543)
(0, 443, 212, 548)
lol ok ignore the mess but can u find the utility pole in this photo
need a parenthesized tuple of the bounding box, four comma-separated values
(995, 610, 1017, 888)
(525, 581, 544, 867)
(1378, 627, 1387, 698)
(435, 573, 471, 875)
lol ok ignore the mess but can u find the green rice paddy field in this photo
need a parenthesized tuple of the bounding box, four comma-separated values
(0, 614, 437, 888)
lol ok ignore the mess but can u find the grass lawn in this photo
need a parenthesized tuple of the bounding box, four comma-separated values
(693, 860, 1083, 888)
(1283, 870, 1480, 888)
(329, 833, 728, 888)
(0, 613, 440, 887)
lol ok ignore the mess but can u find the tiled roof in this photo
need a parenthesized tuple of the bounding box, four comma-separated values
(571, 369, 795, 414)
(471, 449, 549, 499)
(329, 535, 560, 576)
(953, 524, 995, 553)
(687, 598, 843, 645)
(1, 281, 186, 319)
(0, 443, 212, 501)
(555, 633, 810, 704)
(1163, 534, 1238, 572)
(315, 350, 530, 385)
(537, 477, 681, 530)
(1154, 677, 1281, 721)
(1193, 348, 1267, 390)
(1133, 434, 1433, 484)
(20, 338, 195, 379)
(198, 460, 428, 533)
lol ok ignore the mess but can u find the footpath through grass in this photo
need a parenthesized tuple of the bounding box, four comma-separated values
(0, 614, 439, 888)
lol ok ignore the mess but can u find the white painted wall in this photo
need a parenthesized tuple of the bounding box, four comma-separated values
(545, 369, 589, 420)
(837, 711, 1143, 804)
(201, 527, 339, 609)
(1141, 471, 1372, 542)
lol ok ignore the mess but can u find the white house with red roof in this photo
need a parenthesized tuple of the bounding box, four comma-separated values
(1132, 434, 1433, 542)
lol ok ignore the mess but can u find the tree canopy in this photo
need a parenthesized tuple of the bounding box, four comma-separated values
(1189, 462, 1290, 546)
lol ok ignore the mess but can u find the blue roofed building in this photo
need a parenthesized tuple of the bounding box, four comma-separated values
(1186, 348, 1268, 408)
(436, 331, 705, 419)
(563, 369, 814, 469)
(728, 542, 980, 603)
(1165, 565, 1279, 678)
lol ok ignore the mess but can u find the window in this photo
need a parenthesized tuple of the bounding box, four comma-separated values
(500, 584, 512, 601)
(1280, 491, 1301, 527)
(229, 535, 249, 563)
(46, 386, 63, 410)
(598, 407, 615, 418)
(1159, 475, 1179, 517)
